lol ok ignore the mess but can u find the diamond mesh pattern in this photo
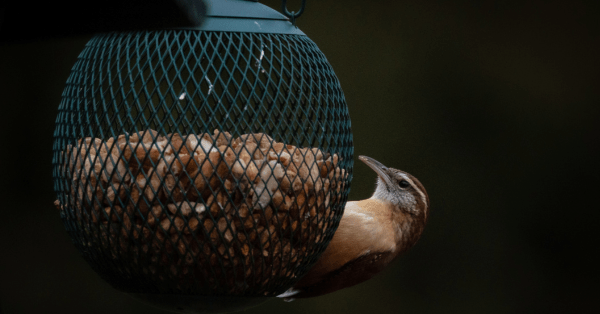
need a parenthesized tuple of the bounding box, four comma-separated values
(52, 30, 353, 297)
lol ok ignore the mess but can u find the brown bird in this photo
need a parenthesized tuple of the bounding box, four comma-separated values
(278, 155, 430, 300)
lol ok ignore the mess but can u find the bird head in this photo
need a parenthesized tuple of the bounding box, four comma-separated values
(358, 155, 429, 220)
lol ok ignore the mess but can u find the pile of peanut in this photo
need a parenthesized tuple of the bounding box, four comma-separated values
(56, 129, 347, 293)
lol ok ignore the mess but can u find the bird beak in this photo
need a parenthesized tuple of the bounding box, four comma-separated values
(358, 155, 394, 187)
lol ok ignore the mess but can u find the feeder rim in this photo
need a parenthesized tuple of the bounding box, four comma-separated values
(206, 0, 288, 21)
(181, 0, 306, 35)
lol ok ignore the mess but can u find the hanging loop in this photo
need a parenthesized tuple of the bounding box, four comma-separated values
(281, 0, 307, 26)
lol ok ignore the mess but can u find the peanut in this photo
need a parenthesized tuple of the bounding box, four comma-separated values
(62, 128, 347, 292)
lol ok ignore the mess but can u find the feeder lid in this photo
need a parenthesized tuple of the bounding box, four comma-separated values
(186, 0, 305, 35)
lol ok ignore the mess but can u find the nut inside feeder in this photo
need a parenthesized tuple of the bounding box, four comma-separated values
(52, 0, 352, 312)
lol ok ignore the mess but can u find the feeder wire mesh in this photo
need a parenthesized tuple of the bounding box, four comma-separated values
(52, 11, 352, 299)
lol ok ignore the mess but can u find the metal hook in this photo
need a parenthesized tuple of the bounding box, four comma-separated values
(281, 0, 307, 26)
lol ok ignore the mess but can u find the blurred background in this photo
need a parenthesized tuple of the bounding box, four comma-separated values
(1, 0, 598, 313)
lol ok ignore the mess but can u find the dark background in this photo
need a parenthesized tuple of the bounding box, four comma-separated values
(1, 0, 598, 313)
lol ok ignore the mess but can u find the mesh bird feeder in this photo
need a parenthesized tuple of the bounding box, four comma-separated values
(52, 0, 352, 312)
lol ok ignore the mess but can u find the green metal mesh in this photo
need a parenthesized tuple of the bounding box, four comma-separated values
(52, 30, 353, 297)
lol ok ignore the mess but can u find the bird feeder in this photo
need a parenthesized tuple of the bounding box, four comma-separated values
(52, 0, 353, 312)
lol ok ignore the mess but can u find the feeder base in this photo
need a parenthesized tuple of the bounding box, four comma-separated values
(130, 293, 271, 313)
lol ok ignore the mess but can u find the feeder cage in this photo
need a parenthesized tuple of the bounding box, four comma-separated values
(52, 0, 353, 312)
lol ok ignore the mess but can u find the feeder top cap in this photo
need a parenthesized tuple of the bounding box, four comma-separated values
(207, 0, 285, 20)
(187, 0, 305, 35)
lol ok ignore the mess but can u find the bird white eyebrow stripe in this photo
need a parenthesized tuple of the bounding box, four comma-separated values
(398, 173, 427, 206)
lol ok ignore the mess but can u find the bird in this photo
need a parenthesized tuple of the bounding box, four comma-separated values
(278, 155, 430, 300)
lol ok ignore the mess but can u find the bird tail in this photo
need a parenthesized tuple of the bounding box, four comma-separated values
(276, 288, 300, 302)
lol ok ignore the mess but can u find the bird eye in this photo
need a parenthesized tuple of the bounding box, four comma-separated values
(399, 180, 410, 188)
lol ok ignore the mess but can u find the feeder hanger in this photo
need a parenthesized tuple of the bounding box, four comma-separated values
(281, 0, 307, 26)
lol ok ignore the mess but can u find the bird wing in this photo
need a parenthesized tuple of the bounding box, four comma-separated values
(289, 250, 396, 298)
